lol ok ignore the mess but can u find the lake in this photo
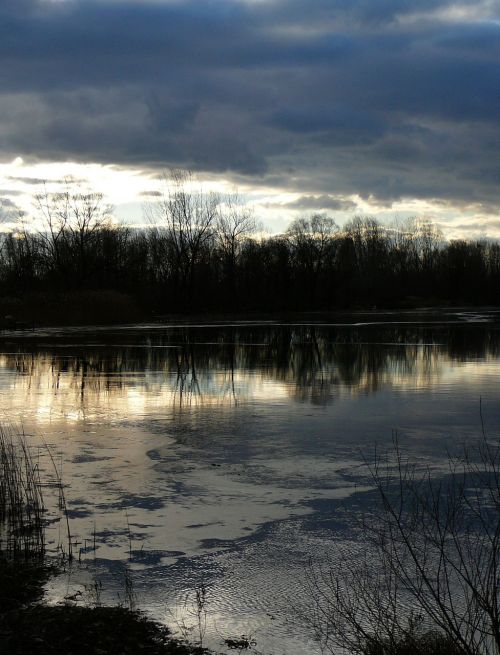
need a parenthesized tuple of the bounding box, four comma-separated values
(2, 309, 500, 654)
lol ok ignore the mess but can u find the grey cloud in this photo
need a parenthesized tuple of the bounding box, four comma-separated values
(0, 0, 499, 210)
(0, 197, 24, 223)
(270, 107, 387, 146)
(146, 94, 200, 134)
(255, 0, 446, 27)
(0, 88, 267, 173)
(0, 189, 23, 196)
(282, 195, 357, 212)
(0, 198, 18, 208)
(7, 176, 47, 185)
(448, 220, 500, 232)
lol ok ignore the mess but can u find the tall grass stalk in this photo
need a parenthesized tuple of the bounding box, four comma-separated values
(0, 425, 45, 560)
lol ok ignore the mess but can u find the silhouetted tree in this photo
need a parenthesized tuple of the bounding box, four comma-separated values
(216, 194, 258, 306)
(146, 170, 219, 309)
(286, 213, 338, 307)
(34, 187, 112, 288)
(0, 173, 497, 317)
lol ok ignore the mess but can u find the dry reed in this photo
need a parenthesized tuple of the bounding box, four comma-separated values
(0, 425, 45, 560)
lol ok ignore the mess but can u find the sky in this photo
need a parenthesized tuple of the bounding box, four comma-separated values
(0, 0, 499, 237)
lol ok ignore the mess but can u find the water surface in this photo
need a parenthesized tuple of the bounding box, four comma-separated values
(2, 309, 500, 654)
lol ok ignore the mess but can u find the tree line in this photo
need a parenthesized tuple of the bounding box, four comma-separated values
(1, 173, 500, 318)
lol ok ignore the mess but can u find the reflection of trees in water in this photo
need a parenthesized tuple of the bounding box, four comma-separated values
(172, 344, 238, 407)
(266, 327, 338, 405)
(1, 324, 499, 409)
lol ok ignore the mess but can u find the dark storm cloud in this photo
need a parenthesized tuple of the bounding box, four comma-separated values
(1, 0, 499, 205)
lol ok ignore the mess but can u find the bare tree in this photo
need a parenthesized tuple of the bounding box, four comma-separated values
(286, 214, 338, 268)
(147, 170, 219, 307)
(34, 185, 112, 286)
(286, 213, 338, 303)
(216, 193, 258, 303)
(305, 436, 500, 655)
(0, 214, 41, 293)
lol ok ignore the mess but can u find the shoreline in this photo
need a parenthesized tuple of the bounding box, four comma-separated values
(0, 557, 208, 655)
(0, 300, 499, 332)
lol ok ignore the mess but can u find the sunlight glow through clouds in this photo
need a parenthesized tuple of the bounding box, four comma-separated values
(1, 157, 500, 238)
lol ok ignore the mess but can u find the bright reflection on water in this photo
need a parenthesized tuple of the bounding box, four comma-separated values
(2, 310, 500, 654)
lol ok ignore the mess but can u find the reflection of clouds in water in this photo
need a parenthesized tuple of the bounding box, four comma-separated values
(0, 322, 498, 423)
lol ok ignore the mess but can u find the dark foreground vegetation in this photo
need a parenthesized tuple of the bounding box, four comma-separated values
(0, 562, 204, 654)
(2, 173, 500, 324)
(0, 558, 198, 654)
(306, 435, 500, 655)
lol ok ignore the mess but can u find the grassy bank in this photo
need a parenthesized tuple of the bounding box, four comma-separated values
(0, 558, 207, 654)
